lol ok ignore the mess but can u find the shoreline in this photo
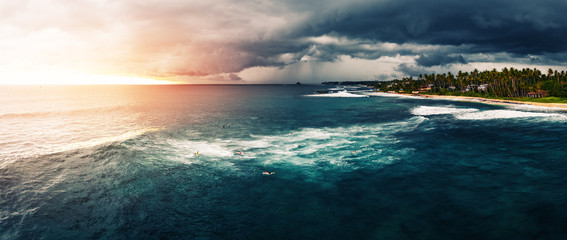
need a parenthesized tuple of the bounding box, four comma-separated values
(394, 93, 567, 110)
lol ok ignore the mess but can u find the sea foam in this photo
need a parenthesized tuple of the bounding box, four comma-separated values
(304, 91, 369, 98)
(155, 118, 425, 172)
(363, 92, 425, 99)
(411, 105, 567, 121)
(411, 106, 478, 116)
(455, 110, 565, 120)
(0, 128, 157, 168)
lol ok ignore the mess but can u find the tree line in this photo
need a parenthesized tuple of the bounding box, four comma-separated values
(374, 68, 567, 98)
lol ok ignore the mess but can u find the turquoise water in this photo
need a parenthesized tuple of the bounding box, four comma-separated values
(1, 85, 567, 239)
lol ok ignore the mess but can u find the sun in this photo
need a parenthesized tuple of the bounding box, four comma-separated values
(0, 68, 176, 85)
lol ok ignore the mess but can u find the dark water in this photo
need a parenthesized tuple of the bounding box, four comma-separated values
(1, 85, 567, 239)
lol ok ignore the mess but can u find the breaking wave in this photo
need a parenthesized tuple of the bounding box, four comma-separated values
(137, 117, 426, 176)
(411, 105, 567, 120)
(362, 92, 425, 99)
(304, 91, 369, 98)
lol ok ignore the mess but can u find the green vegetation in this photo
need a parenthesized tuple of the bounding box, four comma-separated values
(374, 68, 567, 102)
(518, 97, 567, 104)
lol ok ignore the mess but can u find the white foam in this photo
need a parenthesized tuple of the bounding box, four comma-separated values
(304, 91, 369, 98)
(238, 138, 272, 148)
(167, 139, 234, 158)
(251, 119, 424, 167)
(363, 92, 425, 99)
(341, 85, 361, 89)
(290, 128, 346, 140)
(0, 128, 158, 168)
(413, 95, 567, 112)
(75, 129, 157, 149)
(506, 103, 564, 111)
(411, 105, 567, 121)
(456, 110, 565, 120)
(156, 117, 428, 176)
(411, 106, 478, 116)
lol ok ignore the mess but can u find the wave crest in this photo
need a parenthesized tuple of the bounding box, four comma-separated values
(304, 91, 369, 98)
(411, 105, 567, 120)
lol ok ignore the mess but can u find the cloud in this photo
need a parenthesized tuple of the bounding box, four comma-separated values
(1, 0, 302, 78)
(240, 55, 412, 83)
(231, 0, 567, 80)
(416, 54, 466, 67)
(310, 0, 567, 54)
(395, 63, 431, 77)
(228, 73, 242, 81)
(2, 0, 567, 83)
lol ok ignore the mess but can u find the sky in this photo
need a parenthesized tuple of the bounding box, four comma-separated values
(2, 0, 567, 84)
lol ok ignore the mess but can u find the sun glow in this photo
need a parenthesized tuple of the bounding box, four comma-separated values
(0, 68, 175, 85)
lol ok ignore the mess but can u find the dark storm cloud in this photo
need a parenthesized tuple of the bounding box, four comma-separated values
(294, 0, 567, 54)
(374, 73, 397, 81)
(228, 73, 242, 81)
(416, 54, 466, 67)
(218, 0, 567, 78)
(5, 0, 567, 83)
(395, 63, 431, 77)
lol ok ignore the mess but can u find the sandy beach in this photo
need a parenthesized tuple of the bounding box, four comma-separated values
(397, 93, 567, 110)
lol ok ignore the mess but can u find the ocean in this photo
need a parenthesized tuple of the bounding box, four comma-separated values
(1, 84, 567, 239)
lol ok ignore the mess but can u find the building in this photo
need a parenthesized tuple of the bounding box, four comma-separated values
(478, 84, 489, 91)
(419, 85, 431, 92)
(527, 90, 549, 98)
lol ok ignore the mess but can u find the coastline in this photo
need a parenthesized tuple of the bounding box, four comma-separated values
(394, 93, 567, 110)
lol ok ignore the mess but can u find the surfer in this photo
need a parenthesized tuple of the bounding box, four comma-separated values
(262, 171, 275, 175)
(236, 151, 243, 155)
